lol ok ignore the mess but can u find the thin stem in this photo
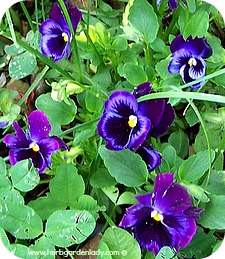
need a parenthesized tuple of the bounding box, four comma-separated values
(5, 10, 18, 47)
(138, 91, 225, 104)
(57, 118, 99, 138)
(143, 42, 151, 67)
(17, 65, 49, 106)
(41, 0, 46, 21)
(20, 1, 35, 31)
(34, 0, 39, 31)
(57, 0, 83, 82)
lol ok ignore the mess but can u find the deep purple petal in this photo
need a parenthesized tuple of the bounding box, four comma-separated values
(50, 136, 69, 150)
(134, 217, 174, 255)
(50, 2, 68, 29)
(40, 19, 63, 36)
(40, 34, 70, 61)
(149, 102, 175, 138)
(133, 82, 152, 99)
(65, 0, 82, 31)
(3, 122, 30, 149)
(105, 91, 138, 117)
(97, 112, 131, 150)
(28, 110, 51, 142)
(138, 99, 165, 129)
(128, 115, 150, 151)
(136, 142, 162, 171)
(135, 193, 153, 206)
(153, 174, 192, 214)
(39, 138, 60, 168)
(168, 0, 178, 10)
(119, 203, 153, 228)
(163, 213, 197, 248)
(9, 148, 46, 173)
(184, 206, 204, 220)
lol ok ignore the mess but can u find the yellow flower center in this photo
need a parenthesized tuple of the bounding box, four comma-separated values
(151, 210, 163, 222)
(128, 115, 138, 128)
(30, 143, 40, 152)
(188, 57, 197, 67)
(62, 32, 69, 43)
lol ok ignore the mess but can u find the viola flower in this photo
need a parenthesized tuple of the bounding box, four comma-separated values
(157, 0, 178, 10)
(40, 1, 82, 62)
(119, 173, 203, 255)
(168, 35, 212, 89)
(97, 82, 175, 171)
(3, 110, 69, 173)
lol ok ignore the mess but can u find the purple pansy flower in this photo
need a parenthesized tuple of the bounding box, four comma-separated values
(168, 35, 212, 89)
(97, 82, 175, 171)
(119, 173, 203, 255)
(157, 0, 178, 10)
(3, 110, 69, 173)
(40, 1, 82, 62)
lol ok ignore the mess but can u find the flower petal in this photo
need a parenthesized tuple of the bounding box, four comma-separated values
(40, 34, 70, 61)
(39, 138, 60, 168)
(136, 142, 162, 171)
(28, 110, 51, 142)
(9, 148, 46, 173)
(168, 49, 191, 74)
(119, 203, 153, 228)
(138, 99, 165, 129)
(3, 122, 30, 149)
(133, 82, 152, 99)
(50, 2, 68, 29)
(163, 213, 197, 248)
(134, 216, 174, 255)
(168, 0, 178, 10)
(135, 193, 153, 206)
(153, 174, 192, 214)
(188, 58, 206, 80)
(128, 115, 150, 151)
(149, 102, 175, 138)
(97, 112, 131, 150)
(65, 0, 82, 31)
(40, 19, 63, 35)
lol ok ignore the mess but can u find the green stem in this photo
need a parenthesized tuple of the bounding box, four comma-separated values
(58, 0, 83, 82)
(34, 0, 39, 31)
(17, 65, 49, 106)
(143, 42, 151, 67)
(57, 118, 99, 138)
(5, 10, 18, 47)
(138, 91, 225, 104)
(41, 0, 46, 21)
(20, 1, 35, 31)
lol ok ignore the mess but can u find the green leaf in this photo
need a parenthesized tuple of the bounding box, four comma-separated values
(28, 193, 67, 220)
(102, 186, 119, 204)
(30, 235, 56, 259)
(156, 246, 177, 259)
(99, 227, 141, 259)
(99, 146, 148, 187)
(123, 62, 148, 86)
(36, 93, 77, 126)
(9, 51, 37, 79)
(117, 191, 136, 205)
(205, 170, 225, 195)
(9, 159, 40, 192)
(0, 203, 43, 239)
(178, 150, 215, 182)
(8, 244, 38, 259)
(186, 0, 196, 13)
(49, 164, 85, 206)
(168, 130, 189, 158)
(90, 168, 117, 188)
(128, 0, 159, 44)
(200, 195, 225, 229)
(183, 11, 209, 38)
(0, 158, 6, 175)
(45, 210, 96, 247)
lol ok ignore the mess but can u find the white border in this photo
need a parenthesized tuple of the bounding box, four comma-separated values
(0, 0, 225, 258)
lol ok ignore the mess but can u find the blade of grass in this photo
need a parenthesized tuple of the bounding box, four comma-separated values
(20, 1, 35, 32)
